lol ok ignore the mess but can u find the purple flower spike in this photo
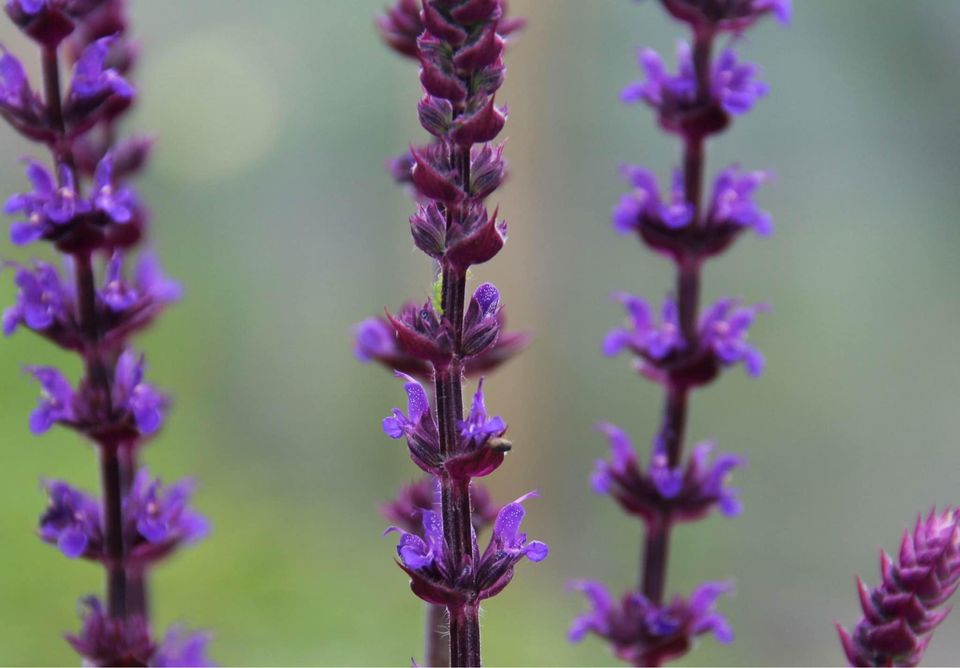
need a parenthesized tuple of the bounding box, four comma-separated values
(593, 424, 744, 526)
(569, 580, 734, 666)
(838, 508, 960, 667)
(112, 349, 167, 435)
(26, 364, 74, 433)
(39, 479, 103, 559)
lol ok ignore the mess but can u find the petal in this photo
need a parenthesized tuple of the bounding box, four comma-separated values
(58, 528, 88, 559)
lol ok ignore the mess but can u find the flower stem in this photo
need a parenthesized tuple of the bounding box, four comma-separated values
(434, 144, 480, 667)
(638, 30, 714, 608)
(44, 43, 131, 624)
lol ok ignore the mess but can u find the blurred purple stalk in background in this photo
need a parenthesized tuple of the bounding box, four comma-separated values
(570, 1, 789, 665)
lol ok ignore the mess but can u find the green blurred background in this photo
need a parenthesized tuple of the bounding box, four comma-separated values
(1, 1, 959, 665)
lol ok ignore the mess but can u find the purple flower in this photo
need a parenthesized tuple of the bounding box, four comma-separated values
(68, 36, 133, 103)
(91, 152, 137, 223)
(124, 469, 209, 562)
(569, 580, 733, 666)
(385, 299, 454, 366)
(112, 349, 166, 435)
(375, 0, 423, 59)
(388, 492, 547, 606)
(39, 479, 102, 559)
(3, 259, 71, 335)
(707, 164, 773, 235)
(604, 294, 765, 383)
(100, 249, 181, 314)
(603, 294, 685, 361)
(622, 43, 767, 130)
(5, 158, 86, 244)
(383, 372, 443, 475)
(7, 0, 48, 16)
(837, 508, 960, 667)
(613, 165, 694, 234)
(592, 423, 744, 526)
(700, 298, 766, 377)
(660, 0, 792, 33)
(151, 626, 214, 667)
(0, 45, 47, 137)
(458, 378, 507, 451)
(26, 364, 74, 433)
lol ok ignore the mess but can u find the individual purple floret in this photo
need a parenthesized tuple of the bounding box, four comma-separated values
(569, 581, 733, 667)
(387, 492, 547, 606)
(151, 626, 214, 668)
(837, 508, 960, 667)
(592, 424, 743, 525)
(39, 479, 103, 559)
(124, 469, 209, 563)
(26, 364, 75, 433)
(603, 294, 765, 385)
(111, 349, 167, 435)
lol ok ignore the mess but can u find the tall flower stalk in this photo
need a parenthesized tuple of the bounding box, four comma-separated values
(570, 1, 789, 665)
(357, 1, 546, 665)
(1, 1, 209, 664)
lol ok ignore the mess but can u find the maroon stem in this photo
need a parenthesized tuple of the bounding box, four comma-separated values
(120, 443, 149, 617)
(43, 45, 131, 623)
(638, 31, 713, 609)
(432, 142, 480, 666)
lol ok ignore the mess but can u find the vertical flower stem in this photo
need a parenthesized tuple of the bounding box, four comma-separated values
(44, 44, 130, 623)
(638, 31, 714, 608)
(434, 141, 480, 665)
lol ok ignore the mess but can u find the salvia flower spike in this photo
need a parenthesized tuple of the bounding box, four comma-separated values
(0, 1, 211, 664)
(359, 1, 542, 666)
(571, 1, 788, 665)
(837, 508, 960, 667)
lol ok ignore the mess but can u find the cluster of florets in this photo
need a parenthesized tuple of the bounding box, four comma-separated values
(40, 472, 208, 563)
(659, 0, 790, 34)
(591, 423, 743, 527)
(569, 580, 734, 666)
(603, 293, 766, 387)
(838, 509, 960, 667)
(383, 371, 510, 480)
(387, 492, 547, 607)
(67, 598, 211, 668)
(612, 164, 772, 260)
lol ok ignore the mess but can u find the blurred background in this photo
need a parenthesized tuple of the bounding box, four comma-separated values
(0, 0, 959, 665)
